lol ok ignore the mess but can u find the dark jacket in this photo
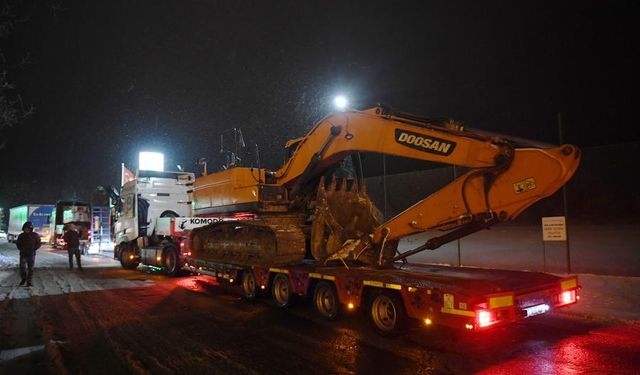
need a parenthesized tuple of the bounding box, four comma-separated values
(16, 232, 42, 255)
(63, 229, 80, 249)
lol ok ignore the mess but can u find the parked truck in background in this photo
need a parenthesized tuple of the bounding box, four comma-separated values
(7, 204, 54, 243)
(180, 105, 582, 334)
(50, 200, 92, 251)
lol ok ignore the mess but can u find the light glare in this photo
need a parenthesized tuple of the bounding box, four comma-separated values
(139, 152, 164, 172)
(334, 95, 348, 110)
(477, 310, 492, 327)
(561, 290, 574, 304)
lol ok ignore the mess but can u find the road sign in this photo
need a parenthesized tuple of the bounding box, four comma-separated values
(542, 216, 567, 241)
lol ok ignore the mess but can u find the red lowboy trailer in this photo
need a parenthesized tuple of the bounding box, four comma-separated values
(181, 246, 579, 335)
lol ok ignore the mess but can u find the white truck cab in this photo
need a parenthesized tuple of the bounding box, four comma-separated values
(114, 170, 194, 244)
(114, 170, 195, 275)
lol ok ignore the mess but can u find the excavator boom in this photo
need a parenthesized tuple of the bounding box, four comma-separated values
(276, 107, 510, 188)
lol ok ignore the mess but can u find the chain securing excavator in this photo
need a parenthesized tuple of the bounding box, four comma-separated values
(189, 105, 580, 268)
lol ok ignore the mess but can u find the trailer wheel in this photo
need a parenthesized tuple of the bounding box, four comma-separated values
(163, 247, 179, 276)
(314, 281, 340, 321)
(120, 247, 140, 270)
(369, 290, 406, 336)
(272, 273, 295, 308)
(242, 270, 258, 300)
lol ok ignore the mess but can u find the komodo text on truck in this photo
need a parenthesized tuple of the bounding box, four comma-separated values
(191, 106, 580, 334)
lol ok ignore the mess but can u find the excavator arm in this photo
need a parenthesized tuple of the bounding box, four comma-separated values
(276, 107, 580, 264)
(277, 107, 514, 186)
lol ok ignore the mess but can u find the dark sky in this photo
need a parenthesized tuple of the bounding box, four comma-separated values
(1, 0, 638, 208)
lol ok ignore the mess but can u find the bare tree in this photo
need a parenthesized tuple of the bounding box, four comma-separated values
(0, 0, 35, 150)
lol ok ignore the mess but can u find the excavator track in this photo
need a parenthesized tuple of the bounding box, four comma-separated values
(189, 219, 307, 267)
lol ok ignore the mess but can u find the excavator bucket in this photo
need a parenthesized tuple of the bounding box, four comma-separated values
(311, 176, 385, 262)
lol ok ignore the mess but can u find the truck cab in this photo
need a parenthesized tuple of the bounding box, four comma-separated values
(113, 170, 195, 274)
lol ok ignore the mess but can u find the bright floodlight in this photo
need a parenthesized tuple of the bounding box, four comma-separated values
(334, 95, 348, 110)
(139, 152, 164, 172)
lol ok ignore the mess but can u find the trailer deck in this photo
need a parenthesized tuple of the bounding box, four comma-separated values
(183, 256, 579, 332)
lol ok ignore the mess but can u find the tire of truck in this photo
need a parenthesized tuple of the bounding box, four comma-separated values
(272, 273, 295, 308)
(241, 269, 259, 300)
(369, 290, 407, 336)
(163, 246, 179, 277)
(120, 247, 140, 270)
(313, 281, 340, 321)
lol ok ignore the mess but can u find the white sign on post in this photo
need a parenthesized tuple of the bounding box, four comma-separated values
(542, 216, 567, 241)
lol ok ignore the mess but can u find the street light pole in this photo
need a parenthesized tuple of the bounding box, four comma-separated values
(558, 112, 571, 274)
(453, 166, 461, 266)
(382, 154, 387, 218)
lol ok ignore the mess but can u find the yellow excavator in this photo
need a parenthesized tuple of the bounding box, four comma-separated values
(190, 106, 580, 267)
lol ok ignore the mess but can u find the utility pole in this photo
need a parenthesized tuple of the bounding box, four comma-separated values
(382, 154, 388, 218)
(453, 166, 461, 266)
(558, 112, 572, 273)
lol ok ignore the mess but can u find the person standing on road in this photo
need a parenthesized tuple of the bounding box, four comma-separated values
(16, 221, 42, 287)
(63, 224, 82, 270)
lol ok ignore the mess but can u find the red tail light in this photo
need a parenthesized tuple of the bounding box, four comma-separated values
(180, 239, 191, 256)
(558, 290, 576, 305)
(476, 310, 496, 328)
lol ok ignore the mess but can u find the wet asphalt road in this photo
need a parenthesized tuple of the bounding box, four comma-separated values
(1, 245, 639, 374)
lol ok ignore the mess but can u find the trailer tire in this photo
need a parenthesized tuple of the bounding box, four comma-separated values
(242, 270, 258, 300)
(120, 247, 139, 270)
(163, 246, 179, 276)
(369, 290, 407, 336)
(314, 281, 340, 321)
(272, 273, 295, 308)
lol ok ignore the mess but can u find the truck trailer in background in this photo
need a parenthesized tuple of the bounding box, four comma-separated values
(7, 204, 54, 242)
(50, 200, 92, 251)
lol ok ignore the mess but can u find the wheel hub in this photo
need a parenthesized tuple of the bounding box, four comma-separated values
(372, 295, 397, 331)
